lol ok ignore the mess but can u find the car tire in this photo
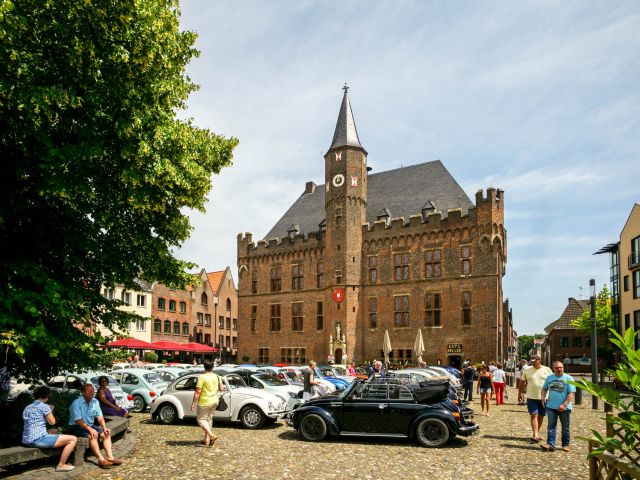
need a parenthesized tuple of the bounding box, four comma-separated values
(415, 418, 450, 448)
(131, 394, 146, 413)
(157, 403, 178, 425)
(299, 413, 327, 442)
(240, 405, 266, 429)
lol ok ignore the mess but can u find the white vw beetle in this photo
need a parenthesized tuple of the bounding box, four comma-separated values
(150, 372, 289, 429)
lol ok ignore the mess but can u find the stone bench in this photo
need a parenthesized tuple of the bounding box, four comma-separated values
(0, 416, 129, 469)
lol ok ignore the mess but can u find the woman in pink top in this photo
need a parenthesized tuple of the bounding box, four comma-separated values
(347, 362, 356, 376)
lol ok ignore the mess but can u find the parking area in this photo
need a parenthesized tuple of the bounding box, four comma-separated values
(68, 385, 603, 480)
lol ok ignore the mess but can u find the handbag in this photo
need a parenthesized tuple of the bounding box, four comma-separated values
(216, 394, 228, 411)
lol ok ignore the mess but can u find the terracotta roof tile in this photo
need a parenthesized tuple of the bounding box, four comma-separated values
(207, 271, 225, 293)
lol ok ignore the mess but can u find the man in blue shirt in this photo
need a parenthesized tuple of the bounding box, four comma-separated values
(68, 383, 123, 469)
(540, 361, 576, 452)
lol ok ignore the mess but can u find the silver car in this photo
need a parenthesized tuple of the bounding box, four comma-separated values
(47, 371, 134, 411)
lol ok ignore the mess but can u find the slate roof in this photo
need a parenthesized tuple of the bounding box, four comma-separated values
(263, 160, 474, 240)
(544, 298, 590, 333)
(329, 92, 365, 152)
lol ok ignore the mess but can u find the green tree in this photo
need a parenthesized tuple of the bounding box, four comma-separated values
(571, 285, 615, 333)
(517, 334, 544, 359)
(0, 0, 237, 380)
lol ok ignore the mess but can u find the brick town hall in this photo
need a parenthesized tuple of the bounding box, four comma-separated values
(237, 88, 513, 368)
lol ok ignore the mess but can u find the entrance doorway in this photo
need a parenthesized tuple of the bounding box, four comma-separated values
(449, 356, 462, 369)
(334, 348, 343, 364)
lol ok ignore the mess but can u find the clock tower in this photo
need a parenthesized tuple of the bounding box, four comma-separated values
(324, 85, 367, 364)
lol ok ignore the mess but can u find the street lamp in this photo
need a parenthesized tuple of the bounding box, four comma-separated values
(590, 278, 598, 410)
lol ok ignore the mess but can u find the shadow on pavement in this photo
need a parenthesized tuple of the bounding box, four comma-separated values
(500, 443, 542, 450)
(276, 430, 470, 449)
(483, 434, 529, 442)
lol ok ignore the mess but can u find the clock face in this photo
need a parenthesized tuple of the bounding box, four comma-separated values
(332, 174, 345, 188)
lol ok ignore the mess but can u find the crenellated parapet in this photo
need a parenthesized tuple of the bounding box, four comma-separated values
(362, 187, 505, 249)
(237, 230, 325, 265)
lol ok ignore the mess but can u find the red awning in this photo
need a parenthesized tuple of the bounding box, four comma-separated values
(182, 342, 218, 353)
(151, 341, 191, 352)
(106, 338, 155, 349)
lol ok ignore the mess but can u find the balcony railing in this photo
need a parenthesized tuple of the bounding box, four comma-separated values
(629, 252, 640, 270)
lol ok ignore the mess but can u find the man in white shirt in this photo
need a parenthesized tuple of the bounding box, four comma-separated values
(519, 356, 553, 443)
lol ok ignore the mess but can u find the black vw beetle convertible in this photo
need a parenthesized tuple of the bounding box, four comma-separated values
(288, 377, 478, 447)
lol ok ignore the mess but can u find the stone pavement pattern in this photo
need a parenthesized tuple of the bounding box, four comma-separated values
(4, 386, 605, 480)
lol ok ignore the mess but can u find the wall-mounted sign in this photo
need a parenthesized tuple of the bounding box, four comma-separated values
(332, 288, 345, 303)
(446, 343, 463, 354)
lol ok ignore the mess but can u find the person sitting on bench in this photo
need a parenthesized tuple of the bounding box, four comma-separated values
(22, 386, 77, 472)
(68, 383, 123, 469)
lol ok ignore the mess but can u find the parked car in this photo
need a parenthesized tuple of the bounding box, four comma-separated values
(318, 365, 356, 385)
(221, 369, 302, 409)
(289, 378, 478, 447)
(150, 372, 289, 428)
(110, 368, 169, 413)
(311, 367, 350, 390)
(47, 371, 134, 411)
(153, 367, 189, 383)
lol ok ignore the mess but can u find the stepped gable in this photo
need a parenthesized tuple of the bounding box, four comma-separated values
(263, 160, 473, 240)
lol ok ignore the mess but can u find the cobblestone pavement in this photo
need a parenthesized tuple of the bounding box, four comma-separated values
(5, 386, 606, 480)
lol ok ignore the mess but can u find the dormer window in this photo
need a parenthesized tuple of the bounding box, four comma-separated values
(422, 201, 437, 220)
(376, 208, 391, 225)
(287, 224, 299, 239)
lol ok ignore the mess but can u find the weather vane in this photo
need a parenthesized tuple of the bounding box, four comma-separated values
(342, 83, 349, 94)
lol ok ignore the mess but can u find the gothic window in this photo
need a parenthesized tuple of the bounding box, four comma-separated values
(251, 305, 257, 333)
(394, 295, 410, 327)
(292, 302, 304, 331)
(425, 293, 441, 327)
(201, 293, 208, 305)
(394, 253, 410, 281)
(425, 250, 442, 278)
(270, 267, 282, 292)
(369, 298, 377, 329)
(462, 292, 472, 325)
(316, 262, 324, 288)
(316, 301, 324, 331)
(368, 256, 378, 283)
(270, 304, 281, 332)
(292, 264, 304, 291)
(461, 245, 471, 275)
(251, 270, 258, 294)
(226, 298, 232, 310)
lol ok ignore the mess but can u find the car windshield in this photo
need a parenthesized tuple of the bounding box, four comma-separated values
(89, 376, 118, 387)
(224, 374, 247, 389)
(143, 373, 164, 384)
(317, 368, 335, 377)
(284, 372, 300, 382)
(333, 367, 347, 376)
(253, 374, 288, 386)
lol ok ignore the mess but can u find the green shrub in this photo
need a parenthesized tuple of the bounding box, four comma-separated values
(570, 327, 640, 457)
(144, 351, 159, 363)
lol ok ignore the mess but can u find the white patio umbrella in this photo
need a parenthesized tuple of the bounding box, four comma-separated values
(382, 330, 392, 366)
(413, 328, 425, 365)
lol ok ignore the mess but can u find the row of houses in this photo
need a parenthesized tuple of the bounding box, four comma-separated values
(542, 203, 640, 371)
(96, 267, 239, 363)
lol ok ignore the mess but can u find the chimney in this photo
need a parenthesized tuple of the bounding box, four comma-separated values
(304, 181, 316, 194)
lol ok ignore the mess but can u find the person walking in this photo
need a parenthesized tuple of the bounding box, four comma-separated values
(516, 359, 530, 405)
(476, 365, 494, 415)
(519, 355, 553, 443)
(69, 383, 122, 469)
(191, 359, 223, 446)
(303, 360, 322, 401)
(492, 362, 506, 405)
(461, 361, 475, 402)
(22, 386, 77, 472)
(540, 361, 576, 452)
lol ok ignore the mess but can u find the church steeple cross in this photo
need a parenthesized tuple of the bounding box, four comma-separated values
(342, 83, 349, 95)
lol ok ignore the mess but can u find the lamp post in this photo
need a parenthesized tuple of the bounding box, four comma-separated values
(590, 278, 598, 410)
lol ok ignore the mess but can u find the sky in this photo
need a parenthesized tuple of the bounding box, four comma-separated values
(175, 1, 640, 335)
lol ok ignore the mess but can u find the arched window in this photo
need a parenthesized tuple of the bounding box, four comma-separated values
(163, 320, 171, 334)
(201, 293, 208, 305)
(173, 321, 180, 335)
(182, 322, 189, 336)
(154, 319, 161, 333)
(226, 298, 231, 311)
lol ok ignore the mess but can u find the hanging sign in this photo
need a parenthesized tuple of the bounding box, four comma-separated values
(332, 288, 345, 303)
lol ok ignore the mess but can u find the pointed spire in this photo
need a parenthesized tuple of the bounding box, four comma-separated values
(329, 84, 366, 153)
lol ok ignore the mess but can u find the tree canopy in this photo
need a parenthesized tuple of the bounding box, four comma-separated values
(0, 0, 238, 380)
(571, 285, 615, 334)
(517, 334, 544, 359)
